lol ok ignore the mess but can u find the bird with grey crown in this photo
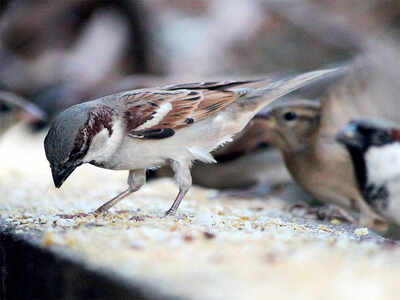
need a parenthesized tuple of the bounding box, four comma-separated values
(44, 69, 338, 216)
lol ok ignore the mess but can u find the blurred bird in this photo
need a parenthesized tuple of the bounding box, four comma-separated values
(0, 1, 150, 129)
(256, 98, 380, 226)
(337, 120, 400, 227)
(44, 69, 338, 215)
(260, 42, 400, 231)
(0, 91, 45, 136)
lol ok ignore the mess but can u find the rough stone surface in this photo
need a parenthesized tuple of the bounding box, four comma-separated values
(1, 126, 400, 300)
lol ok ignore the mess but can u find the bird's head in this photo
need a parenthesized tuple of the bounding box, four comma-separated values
(336, 119, 398, 153)
(337, 119, 400, 192)
(257, 98, 321, 152)
(44, 102, 116, 188)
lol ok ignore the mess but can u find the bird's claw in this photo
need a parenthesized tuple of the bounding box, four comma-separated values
(288, 203, 356, 224)
(164, 209, 176, 217)
(315, 205, 356, 223)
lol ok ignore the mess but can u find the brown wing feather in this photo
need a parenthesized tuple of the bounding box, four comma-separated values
(121, 81, 255, 139)
(164, 79, 263, 91)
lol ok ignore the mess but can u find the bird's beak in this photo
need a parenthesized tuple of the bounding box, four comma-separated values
(51, 163, 79, 188)
(336, 123, 363, 149)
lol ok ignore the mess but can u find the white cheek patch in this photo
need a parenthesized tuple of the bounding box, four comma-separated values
(83, 120, 124, 163)
(135, 102, 172, 131)
(365, 143, 400, 185)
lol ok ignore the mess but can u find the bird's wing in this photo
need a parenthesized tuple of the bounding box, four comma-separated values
(122, 80, 263, 139)
(320, 43, 400, 137)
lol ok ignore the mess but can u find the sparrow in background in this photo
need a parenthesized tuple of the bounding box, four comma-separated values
(255, 98, 383, 227)
(44, 68, 338, 215)
(337, 120, 400, 227)
(0, 91, 46, 136)
(258, 41, 400, 231)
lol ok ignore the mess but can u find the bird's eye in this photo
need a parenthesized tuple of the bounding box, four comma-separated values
(283, 111, 297, 121)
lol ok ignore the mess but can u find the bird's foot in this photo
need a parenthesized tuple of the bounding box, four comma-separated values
(93, 205, 112, 216)
(314, 205, 357, 224)
(165, 208, 177, 217)
(289, 203, 356, 224)
(359, 214, 388, 232)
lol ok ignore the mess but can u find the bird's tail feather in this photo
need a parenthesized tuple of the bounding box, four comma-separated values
(239, 67, 347, 113)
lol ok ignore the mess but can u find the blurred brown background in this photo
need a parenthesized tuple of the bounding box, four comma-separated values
(1, 0, 399, 129)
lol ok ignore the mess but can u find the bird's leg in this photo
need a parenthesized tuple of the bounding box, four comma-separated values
(165, 160, 192, 216)
(94, 169, 146, 214)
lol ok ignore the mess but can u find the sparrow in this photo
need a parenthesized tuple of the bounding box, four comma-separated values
(258, 97, 388, 231)
(258, 42, 400, 231)
(0, 91, 46, 136)
(44, 68, 338, 215)
(337, 120, 400, 227)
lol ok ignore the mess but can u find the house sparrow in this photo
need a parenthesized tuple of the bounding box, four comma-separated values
(44, 68, 338, 215)
(337, 120, 400, 227)
(0, 91, 45, 136)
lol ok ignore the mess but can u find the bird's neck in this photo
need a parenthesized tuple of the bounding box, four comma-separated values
(280, 141, 316, 179)
(281, 131, 318, 156)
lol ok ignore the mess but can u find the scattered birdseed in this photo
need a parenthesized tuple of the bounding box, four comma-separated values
(55, 218, 75, 227)
(203, 232, 216, 239)
(183, 235, 194, 242)
(354, 228, 369, 236)
(319, 225, 334, 233)
(331, 219, 341, 225)
(1, 129, 399, 300)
